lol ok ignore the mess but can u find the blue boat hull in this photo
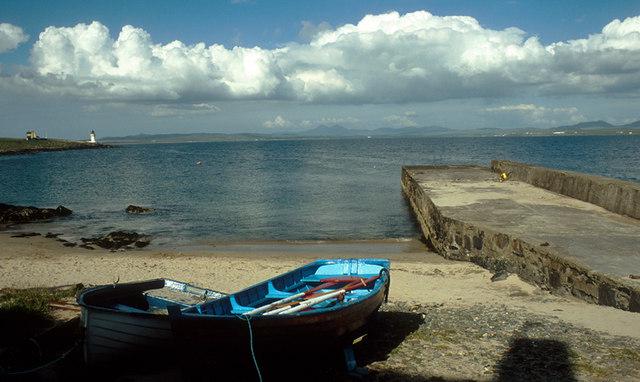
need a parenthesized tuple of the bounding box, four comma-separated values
(170, 276, 387, 351)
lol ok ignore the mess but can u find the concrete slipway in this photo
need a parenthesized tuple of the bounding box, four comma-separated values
(402, 160, 640, 312)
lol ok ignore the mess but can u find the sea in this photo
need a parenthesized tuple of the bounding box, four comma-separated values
(1, 135, 638, 247)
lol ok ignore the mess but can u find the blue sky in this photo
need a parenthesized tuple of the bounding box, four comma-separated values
(1, 0, 640, 138)
(4, 0, 639, 57)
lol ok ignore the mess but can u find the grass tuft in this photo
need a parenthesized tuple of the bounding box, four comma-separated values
(0, 285, 82, 345)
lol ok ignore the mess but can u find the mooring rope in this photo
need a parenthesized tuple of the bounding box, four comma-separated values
(236, 314, 263, 382)
(2, 341, 80, 376)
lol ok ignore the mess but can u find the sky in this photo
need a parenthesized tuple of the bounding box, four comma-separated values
(1, 0, 640, 139)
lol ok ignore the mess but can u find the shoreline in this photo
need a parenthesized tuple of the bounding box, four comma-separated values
(0, 143, 112, 156)
(0, 137, 112, 157)
(1, 224, 428, 258)
(2, 232, 639, 340)
(3, 231, 640, 379)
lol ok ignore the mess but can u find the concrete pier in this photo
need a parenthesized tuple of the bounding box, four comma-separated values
(401, 162, 640, 312)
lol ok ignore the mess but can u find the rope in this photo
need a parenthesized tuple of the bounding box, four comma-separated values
(237, 314, 263, 382)
(3, 341, 80, 376)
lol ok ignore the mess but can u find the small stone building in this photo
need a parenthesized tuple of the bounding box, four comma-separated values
(26, 130, 39, 140)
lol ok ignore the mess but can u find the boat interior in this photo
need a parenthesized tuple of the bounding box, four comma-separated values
(185, 258, 389, 316)
(82, 279, 225, 314)
(83, 259, 389, 316)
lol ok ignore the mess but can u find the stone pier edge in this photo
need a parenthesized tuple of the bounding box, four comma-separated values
(401, 165, 640, 313)
(491, 160, 640, 219)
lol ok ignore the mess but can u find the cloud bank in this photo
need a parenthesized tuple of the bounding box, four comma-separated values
(0, 23, 29, 53)
(5, 11, 640, 103)
(485, 103, 585, 125)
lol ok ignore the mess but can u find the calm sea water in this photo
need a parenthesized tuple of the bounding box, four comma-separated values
(1, 136, 638, 246)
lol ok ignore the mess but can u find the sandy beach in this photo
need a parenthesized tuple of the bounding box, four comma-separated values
(2, 233, 638, 337)
(2, 232, 640, 380)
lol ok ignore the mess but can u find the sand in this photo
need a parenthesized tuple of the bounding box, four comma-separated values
(1, 232, 639, 340)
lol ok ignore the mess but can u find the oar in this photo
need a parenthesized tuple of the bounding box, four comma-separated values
(262, 278, 371, 316)
(275, 279, 369, 315)
(278, 275, 379, 315)
(262, 304, 298, 315)
(243, 276, 364, 316)
(262, 284, 359, 316)
(243, 281, 338, 316)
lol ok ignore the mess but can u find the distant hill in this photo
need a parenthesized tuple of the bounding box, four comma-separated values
(102, 132, 273, 144)
(369, 125, 452, 136)
(103, 125, 457, 143)
(622, 120, 640, 128)
(547, 120, 639, 135)
(300, 125, 355, 136)
(295, 124, 453, 137)
(102, 119, 639, 143)
(555, 120, 613, 130)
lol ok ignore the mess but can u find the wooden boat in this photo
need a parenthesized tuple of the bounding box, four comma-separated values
(77, 279, 226, 365)
(78, 258, 390, 370)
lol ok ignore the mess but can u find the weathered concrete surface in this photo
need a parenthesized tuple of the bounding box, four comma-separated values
(401, 165, 640, 312)
(492, 160, 640, 219)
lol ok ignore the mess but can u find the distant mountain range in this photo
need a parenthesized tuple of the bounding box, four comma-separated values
(554, 120, 640, 130)
(293, 124, 453, 137)
(102, 120, 639, 143)
(101, 132, 266, 144)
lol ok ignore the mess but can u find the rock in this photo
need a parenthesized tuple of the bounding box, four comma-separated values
(45, 232, 62, 238)
(0, 203, 72, 225)
(133, 238, 151, 248)
(10, 232, 41, 238)
(629, 274, 640, 280)
(491, 270, 510, 282)
(63, 242, 77, 247)
(125, 205, 154, 214)
(55, 205, 72, 216)
(82, 230, 151, 250)
(79, 244, 94, 250)
(540, 242, 550, 246)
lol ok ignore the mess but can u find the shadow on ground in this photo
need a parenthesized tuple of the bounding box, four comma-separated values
(356, 310, 425, 365)
(366, 337, 577, 382)
(495, 338, 576, 382)
(1, 310, 580, 382)
(1, 309, 425, 381)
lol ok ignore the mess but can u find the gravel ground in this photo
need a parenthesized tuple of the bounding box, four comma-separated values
(3, 301, 638, 381)
(359, 302, 640, 381)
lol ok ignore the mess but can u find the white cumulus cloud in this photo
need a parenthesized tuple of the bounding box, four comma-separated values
(29, 21, 285, 100)
(3, 11, 640, 105)
(263, 115, 291, 128)
(150, 103, 220, 117)
(384, 111, 419, 127)
(0, 23, 29, 53)
(485, 103, 586, 124)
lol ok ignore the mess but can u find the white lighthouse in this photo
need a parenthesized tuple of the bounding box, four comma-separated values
(89, 130, 97, 144)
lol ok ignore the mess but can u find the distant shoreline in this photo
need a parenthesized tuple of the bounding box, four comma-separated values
(101, 130, 640, 145)
(0, 138, 112, 156)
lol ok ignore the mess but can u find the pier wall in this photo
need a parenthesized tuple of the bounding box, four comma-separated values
(491, 160, 640, 220)
(401, 165, 640, 312)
